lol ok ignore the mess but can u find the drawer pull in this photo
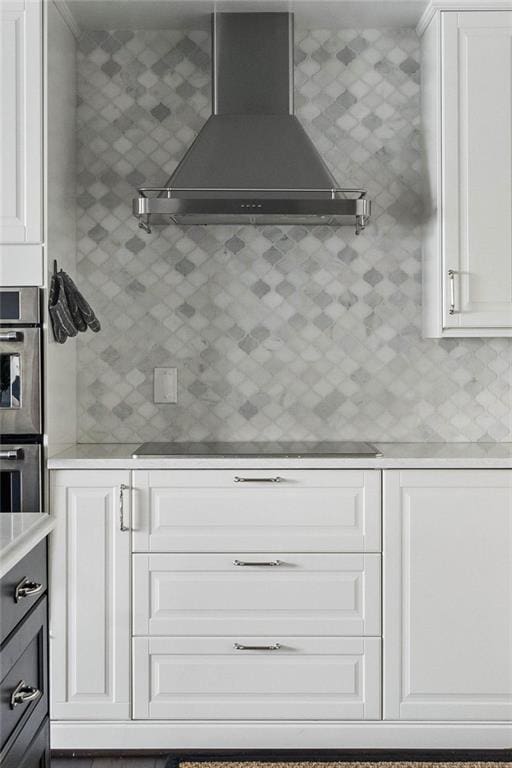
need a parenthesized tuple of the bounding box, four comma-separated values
(10, 680, 41, 709)
(234, 476, 282, 483)
(233, 559, 282, 567)
(234, 643, 281, 651)
(14, 577, 43, 603)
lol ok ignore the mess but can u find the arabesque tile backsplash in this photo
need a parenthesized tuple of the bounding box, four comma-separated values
(76, 27, 512, 443)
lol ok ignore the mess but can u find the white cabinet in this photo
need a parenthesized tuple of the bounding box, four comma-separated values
(383, 470, 512, 720)
(0, 1, 43, 286)
(50, 470, 131, 720)
(0, 0, 42, 243)
(422, 11, 512, 337)
(50, 465, 512, 748)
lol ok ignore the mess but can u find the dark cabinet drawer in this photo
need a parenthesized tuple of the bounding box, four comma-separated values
(1, 717, 49, 768)
(0, 598, 47, 756)
(0, 541, 47, 646)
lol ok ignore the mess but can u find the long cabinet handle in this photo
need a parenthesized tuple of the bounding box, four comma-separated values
(14, 577, 43, 603)
(233, 559, 282, 567)
(0, 331, 23, 342)
(234, 643, 281, 651)
(234, 476, 282, 483)
(448, 269, 456, 315)
(0, 449, 24, 460)
(119, 483, 130, 531)
(10, 680, 41, 709)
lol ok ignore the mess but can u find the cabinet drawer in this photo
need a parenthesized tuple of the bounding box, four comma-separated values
(1, 541, 47, 645)
(133, 553, 381, 636)
(0, 598, 47, 756)
(132, 470, 381, 552)
(133, 636, 381, 720)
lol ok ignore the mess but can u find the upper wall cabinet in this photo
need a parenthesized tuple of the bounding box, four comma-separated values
(422, 10, 512, 337)
(0, 0, 43, 285)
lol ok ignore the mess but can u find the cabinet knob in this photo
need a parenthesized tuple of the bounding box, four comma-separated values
(14, 576, 43, 603)
(10, 680, 41, 709)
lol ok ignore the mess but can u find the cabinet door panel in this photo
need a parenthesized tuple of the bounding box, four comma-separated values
(50, 471, 131, 719)
(0, 1, 42, 243)
(443, 11, 512, 329)
(384, 470, 512, 720)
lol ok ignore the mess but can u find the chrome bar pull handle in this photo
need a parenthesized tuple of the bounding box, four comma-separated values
(234, 476, 282, 483)
(0, 449, 23, 460)
(10, 680, 41, 709)
(448, 269, 456, 315)
(119, 484, 130, 531)
(0, 331, 23, 342)
(14, 577, 43, 603)
(234, 643, 281, 651)
(233, 559, 282, 567)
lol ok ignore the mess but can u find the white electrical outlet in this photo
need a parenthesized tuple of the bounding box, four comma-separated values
(154, 367, 178, 403)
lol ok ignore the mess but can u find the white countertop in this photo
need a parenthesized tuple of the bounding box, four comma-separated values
(47, 442, 512, 469)
(0, 514, 55, 579)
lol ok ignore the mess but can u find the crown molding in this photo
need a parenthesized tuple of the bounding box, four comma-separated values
(417, 1, 512, 36)
(51, 0, 81, 39)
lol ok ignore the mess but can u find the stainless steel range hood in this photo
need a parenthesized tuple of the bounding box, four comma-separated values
(133, 13, 371, 233)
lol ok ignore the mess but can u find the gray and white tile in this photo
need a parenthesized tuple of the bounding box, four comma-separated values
(75, 27, 512, 443)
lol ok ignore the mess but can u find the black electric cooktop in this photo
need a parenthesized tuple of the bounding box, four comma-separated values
(132, 441, 382, 458)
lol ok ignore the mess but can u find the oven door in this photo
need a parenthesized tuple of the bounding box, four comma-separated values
(0, 444, 41, 513)
(0, 328, 41, 435)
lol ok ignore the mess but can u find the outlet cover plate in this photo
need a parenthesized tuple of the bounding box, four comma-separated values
(154, 367, 178, 403)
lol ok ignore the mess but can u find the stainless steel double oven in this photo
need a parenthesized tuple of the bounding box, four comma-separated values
(0, 288, 42, 514)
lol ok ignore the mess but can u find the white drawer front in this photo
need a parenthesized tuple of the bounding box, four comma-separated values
(132, 470, 380, 552)
(133, 553, 381, 636)
(133, 636, 381, 720)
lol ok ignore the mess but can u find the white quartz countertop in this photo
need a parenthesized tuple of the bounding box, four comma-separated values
(0, 514, 55, 579)
(47, 443, 512, 469)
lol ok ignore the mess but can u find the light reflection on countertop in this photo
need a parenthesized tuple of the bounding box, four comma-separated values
(47, 442, 512, 469)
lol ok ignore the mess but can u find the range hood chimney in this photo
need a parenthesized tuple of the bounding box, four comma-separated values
(133, 13, 371, 233)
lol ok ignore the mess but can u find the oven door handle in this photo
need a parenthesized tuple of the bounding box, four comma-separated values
(0, 448, 24, 460)
(0, 331, 24, 342)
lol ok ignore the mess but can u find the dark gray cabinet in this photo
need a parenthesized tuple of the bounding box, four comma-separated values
(0, 540, 49, 767)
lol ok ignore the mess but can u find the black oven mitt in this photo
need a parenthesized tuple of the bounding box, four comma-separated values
(61, 271, 101, 334)
(48, 271, 78, 344)
(48, 269, 101, 344)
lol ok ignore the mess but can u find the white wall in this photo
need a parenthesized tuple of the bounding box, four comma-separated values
(44, 0, 78, 455)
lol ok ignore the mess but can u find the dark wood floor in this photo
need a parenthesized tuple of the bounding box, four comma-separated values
(52, 759, 168, 767)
